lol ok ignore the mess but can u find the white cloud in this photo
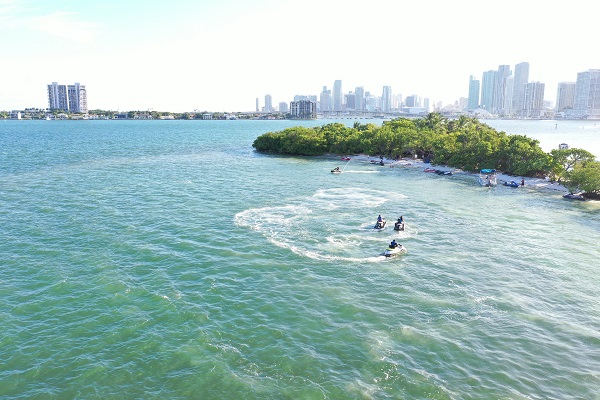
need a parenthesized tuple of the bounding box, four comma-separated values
(29, 11, 100, 43)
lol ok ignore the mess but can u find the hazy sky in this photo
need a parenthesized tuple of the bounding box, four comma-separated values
(1, 0, 598, 112)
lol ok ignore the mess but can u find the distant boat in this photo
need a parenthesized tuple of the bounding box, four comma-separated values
(478, 169, 497, 187)
(563, 193, 585, 201)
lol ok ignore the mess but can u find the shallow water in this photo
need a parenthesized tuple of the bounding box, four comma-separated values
(1, 119, 599, 399)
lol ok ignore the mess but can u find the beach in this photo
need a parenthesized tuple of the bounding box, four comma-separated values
(333, 154, 571, 194)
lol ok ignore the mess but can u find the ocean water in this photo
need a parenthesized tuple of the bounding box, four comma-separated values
(1, 119, 599, 399)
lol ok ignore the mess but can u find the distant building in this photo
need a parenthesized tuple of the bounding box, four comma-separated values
(344, 92, 355, 110)
(493, 65, 511, 114)
(290, 100, 316, 119)
(381, 86, 392, 112)
(264, 94, 273, 112)
(47, 82, 87, 113)
(573, 69, 600, 119)
(503, 76, 514, 115)
(278, 102, 289, 113)
(256, 98, 259, 112)
(555, 82, 576, 113)
(468, 75, 480, 110)
(522, 82, 545, 118)
(319, 86, 331, 112)
(333, 80, 343, 112)
(480, 70, 496, 112)
(512, 62, 530, 117)
(355, 86, 365, 111)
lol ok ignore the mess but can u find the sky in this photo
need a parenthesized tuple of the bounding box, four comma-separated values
(1, 0, 599, 112)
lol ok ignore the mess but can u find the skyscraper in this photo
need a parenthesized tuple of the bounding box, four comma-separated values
(381, 86, 392, 112)
(512, 62, 530, 117)
(480, 70, 496, 112)
(333, 80, 343, 112)
(48, 82, 87, 113)
(264, 94, 273, 112)
(523, 82, 545, 118)
(573, 69, 600, 119)
(467, 75, 480, 110)
(47, 82, 68, 111)
(319, 86, 331, 112)
(555, 82, 576, 113)
(493, 65, 511, 114)
(355, 86, 365, 111)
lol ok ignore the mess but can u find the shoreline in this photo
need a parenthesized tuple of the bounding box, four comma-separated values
(329, 154, 571, 195)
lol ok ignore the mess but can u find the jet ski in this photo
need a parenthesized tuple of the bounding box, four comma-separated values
(383, 244, 407, 257)
(374, 218, 386, 230)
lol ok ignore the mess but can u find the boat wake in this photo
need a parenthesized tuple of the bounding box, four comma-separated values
(235, 188, 410, 262)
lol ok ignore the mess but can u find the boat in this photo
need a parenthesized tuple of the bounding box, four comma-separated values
(424, 167, 437, 172)
(374, 218, 386, 230)
(478, 169, 497, 187)
(341, 156, 351, 161)
(563, 192, 586, 201)
(331, 167, 342, 174)
(503, 180, 519, 188)
(383, 244, 407, 257)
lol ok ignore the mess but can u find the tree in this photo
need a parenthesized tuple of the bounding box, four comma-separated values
(549, 148, 597, 182)
(564, 161, 600, 195)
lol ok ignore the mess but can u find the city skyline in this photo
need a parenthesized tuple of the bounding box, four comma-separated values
(1, 0, 599, 112)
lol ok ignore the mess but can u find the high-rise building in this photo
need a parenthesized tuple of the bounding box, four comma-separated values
(381, 86, 392, 112)
(48, 82, 87, 113)
(290, 100, 316, 119)
(278, 102, 289, 113)
(345, 92, 356, 110)
(256, 98, 259, 112)
(319, 86, 331, 112)
(264, 94, 273, 112)
(503, 76, 514, 114)
(467, 75, 480, 110)
(480, 70, 496, 112)
(355, 86, 365, 111)
(573, 69, 600, 119)
(333, 80, 343, 112)
(512, 62, 530, 117)
(493, 65, 511, 114)
(555, 82, 576, 113)
(48, 82, 68, 111)
(523, 82, 545, 118)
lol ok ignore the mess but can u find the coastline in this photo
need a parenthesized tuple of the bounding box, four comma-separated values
(329, 154, 571, 195)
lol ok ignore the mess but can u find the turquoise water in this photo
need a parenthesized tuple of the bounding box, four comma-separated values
(1, 120, 599, 399)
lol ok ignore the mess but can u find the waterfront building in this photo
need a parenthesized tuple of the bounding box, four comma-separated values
(512, 62, 530, 117)
(555, 82, 576, 113)
(264, 94, 273, 112)
(345, 92, 356, 110)
(503, 76, 514, 115)
(290, 100, 316, 119)
(333, 80, 343, 112)
(405, 95, 419, 108)
(365, 95, 378, 112)
(48, 82, 87, 113)
(355, 86, 365, 111)
(522, 82, 545, 118)
(467, 75, 480, 110)
(256, 98, 259, 112)
(573, 69, 600, 119)
(279, 102, 289, 113)
(319, 86, 331, 112)
(480, 70, 496, 112)
(47, 82, 69, 111)
(381, 86, 392, 112)
(493, 65, 511, 114)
